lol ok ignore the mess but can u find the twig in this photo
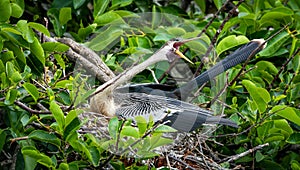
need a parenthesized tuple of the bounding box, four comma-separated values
(268, 48, 300, 90)
(14, 101, 51, 114)
(220, 143, 269, 163)
(168, 154, 196, 170)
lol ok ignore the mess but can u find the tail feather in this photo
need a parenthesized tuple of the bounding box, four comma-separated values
(164, 110, 238, 132)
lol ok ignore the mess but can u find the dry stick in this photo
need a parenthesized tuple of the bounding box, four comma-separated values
(36, 32, 115, 83)
(14, 100, 52, 114)
(194, 0, 245, 77)
(268, 47, 300, 90)
(157, 0, 232, 82)
(168, 154, 196, 170)
(220, 143, 269, 163)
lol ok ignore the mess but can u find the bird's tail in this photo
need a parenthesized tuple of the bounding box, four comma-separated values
(165, 110, 238, 132)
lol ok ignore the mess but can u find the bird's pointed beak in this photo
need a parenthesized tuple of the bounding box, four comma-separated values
(175, 49, 194, 64)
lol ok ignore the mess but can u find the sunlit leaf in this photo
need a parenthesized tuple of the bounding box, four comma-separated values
(23, 82, 39, 103)
(242, 80, 270, 113)
(272, 105, 300, 126)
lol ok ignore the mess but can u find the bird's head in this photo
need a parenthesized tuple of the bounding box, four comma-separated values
(164, 37, 200, 64)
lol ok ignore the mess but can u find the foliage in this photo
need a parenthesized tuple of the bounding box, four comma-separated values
(0, 0, 300, 169)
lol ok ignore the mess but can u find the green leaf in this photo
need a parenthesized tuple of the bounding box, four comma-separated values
(28, 130, 61, 147)
(4, 89, 18, 105)
(73, 0, 85, 9)
(216, 35, 249, 55)
(10, 2, 24, 18)
(47, 8, 63, 36)
(259, 7, 293, 26)
(286, 132, 300, 144)
(28, 22, 50, 37)
(255, 151, 265, 162)
(108, 117, 119, 139)
(94, 11, 123, 26)
(135, 116, 148, 135)
(111, 0, 133, 9)
(0, 130, 7, 151)
(259, 31, 290, 57)
(5, 62, 15, 78)
(50, 100, 65, 133)
(242, 80, 270, 113)
(272, 105, 300, 126)
(85, 25, 123, 51)
(88, 146, 100, 166)
(150, 136, 173, 149)
(58, 162, 69, 170)
(17, 20, 35, 43)
(30, 37, 45, 66)
(22, 146, 54, 168)
(166, 27, 186, 37)
(42, 42, 69, 52)
(121, 126, 139, 138)
(11, 72, 22, 84)
(59, 7, 72, 25)
(93, 0, 109, 17)
(64, 110, 82, 141)
(154, 125, 177, 133)
(23, 82, 39, 103)
(0, 0, 11, 22)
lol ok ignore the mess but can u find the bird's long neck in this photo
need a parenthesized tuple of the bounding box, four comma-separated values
(174, 40, 264, 100)
(94, 45, 170, 94)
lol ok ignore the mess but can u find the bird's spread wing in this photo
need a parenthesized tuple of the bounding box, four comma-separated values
(114, 92, 237, 132)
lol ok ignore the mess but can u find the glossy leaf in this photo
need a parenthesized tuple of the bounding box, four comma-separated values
(108, 117, 119, 140)
(28, 22, 50, 37)
(286, 133, 300, 144)
(242, 80, 270, 113)
(154, 124, 177, 133)
(59, 7, 72, 25)
(259, 31, 290, 57)
(4, 89, 18, 105)
(135, 116, 148, 135)
(111, 0, 133, 9)
(23, 82, 39, 103)
(73, 0, 85, 9)
(150, 136, 173, 149)
(216, 35, 249, 55)
(29, 37, 45, 66)
(272, 105, 300, 126)
(0, 0, 11, 22)
(94, 11, 123, 26)
(93, 0, 109, 17)
(85, 25, 123, 51)
(121, 126, 139, 138)
(22, 146, 54, 168)
(17, 20, 35, 43)
(10, 2, 24, 18)
(28, 130, 61, 147)
(50, 100, 65, 133)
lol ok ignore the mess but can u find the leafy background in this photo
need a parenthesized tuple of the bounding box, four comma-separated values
(0, 0, 300, 169)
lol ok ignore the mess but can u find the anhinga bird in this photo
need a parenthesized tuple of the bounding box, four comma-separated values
(117, 39, 266, 101)
(90, 38, 266, 132)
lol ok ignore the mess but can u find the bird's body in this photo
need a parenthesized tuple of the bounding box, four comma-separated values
(114, 92, 238, 132)
(90, 38, 266, 132)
